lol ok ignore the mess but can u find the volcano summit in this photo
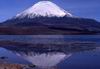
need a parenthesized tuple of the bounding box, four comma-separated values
(15, 1, 72, 18)
(0, 1, 100, 34)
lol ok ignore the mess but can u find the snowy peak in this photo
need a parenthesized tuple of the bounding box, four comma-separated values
(15, 1, 72, 18)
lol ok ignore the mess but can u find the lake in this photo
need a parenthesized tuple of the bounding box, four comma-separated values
(0, 35, 100, 69)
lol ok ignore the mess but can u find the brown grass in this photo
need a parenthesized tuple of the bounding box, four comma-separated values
(0, 64, 24, 69)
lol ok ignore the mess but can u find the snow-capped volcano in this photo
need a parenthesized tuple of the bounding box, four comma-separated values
(15, 1, 72, 18)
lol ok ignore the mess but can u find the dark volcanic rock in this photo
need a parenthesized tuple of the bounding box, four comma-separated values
(0, 17, 100, 35)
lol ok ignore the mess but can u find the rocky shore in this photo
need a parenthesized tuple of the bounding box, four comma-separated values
(0, 63, 36, 69)
(0, 64, 24, 69)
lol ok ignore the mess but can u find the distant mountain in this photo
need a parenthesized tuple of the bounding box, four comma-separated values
(15, 1, 72, 18)
(0, 1, 100, 34)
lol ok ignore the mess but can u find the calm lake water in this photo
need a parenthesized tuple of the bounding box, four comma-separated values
(0, 35, 100, 69)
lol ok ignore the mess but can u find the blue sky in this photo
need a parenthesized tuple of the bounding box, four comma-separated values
(0, 0, 100, 22)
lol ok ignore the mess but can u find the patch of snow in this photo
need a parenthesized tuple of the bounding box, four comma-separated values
(15, 1, 72, 18)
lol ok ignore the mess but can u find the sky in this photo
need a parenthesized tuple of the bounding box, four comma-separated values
(0, 0, 100, 22)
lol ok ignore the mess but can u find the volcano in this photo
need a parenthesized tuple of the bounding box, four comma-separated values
(0, 1, 100, 35)
(15, 1, 72, 18)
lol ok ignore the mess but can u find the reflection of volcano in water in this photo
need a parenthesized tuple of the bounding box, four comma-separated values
(5, 46, 72, 67)
(3, 43, 97, 68)
(16, 52, 71, 67)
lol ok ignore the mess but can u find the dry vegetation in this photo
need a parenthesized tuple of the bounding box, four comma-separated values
(0, 26, 97, 35)
(0, 64, 24, 69)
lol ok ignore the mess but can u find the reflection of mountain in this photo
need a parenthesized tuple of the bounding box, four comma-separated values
(16, 52, 70, 67)
(4, 42, 97, 54)
(5, 46, 71, 67)
(3, 43, 98, 68)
